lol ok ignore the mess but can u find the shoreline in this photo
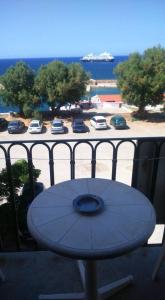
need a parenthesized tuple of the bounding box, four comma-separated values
(0, 80, 118, 114)
(87, 79, 117, 91)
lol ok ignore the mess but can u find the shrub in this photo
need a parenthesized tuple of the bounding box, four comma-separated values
(0, 159, 41, 201)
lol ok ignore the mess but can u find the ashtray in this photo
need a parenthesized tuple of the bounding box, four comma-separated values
(73, 194, 104, 215)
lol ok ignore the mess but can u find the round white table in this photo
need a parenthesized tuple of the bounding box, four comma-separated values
(27, 178, 156, 300)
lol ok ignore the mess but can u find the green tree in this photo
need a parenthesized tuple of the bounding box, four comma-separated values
(64, 63, 89, 104)
(114, 46, 165, 113)
(0, 62, 36, 114)
(35, 61, 89, 111)
(35, 61, 68, 111)
(0, 159, 40, 201)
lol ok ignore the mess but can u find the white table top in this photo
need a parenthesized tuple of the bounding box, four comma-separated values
(27, 178, 156, 259)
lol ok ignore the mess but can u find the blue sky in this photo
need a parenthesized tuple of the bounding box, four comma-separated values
(0, 0, 164, 58)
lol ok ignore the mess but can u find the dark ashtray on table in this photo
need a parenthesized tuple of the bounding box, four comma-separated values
(73, 194, 104, 215)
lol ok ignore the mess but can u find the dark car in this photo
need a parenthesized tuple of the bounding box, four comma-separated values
(0, 118, 8, 130)
(72, 118, 87, 133)
(110, 115, 127, 129)
(8, 120, 25, 133)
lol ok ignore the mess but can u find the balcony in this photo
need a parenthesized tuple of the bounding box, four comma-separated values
(0, 136, 165, 299)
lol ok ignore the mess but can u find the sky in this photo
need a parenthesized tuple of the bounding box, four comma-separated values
(0, 0, 165, 58)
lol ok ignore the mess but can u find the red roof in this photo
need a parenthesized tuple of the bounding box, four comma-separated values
(98, 94, 123, 103)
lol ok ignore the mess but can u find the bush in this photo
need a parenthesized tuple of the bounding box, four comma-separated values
(0, 159, 41, 201)
(0, 160, 42, 247)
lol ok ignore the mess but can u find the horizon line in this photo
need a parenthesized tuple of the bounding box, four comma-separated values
(0, 54, 130, 60)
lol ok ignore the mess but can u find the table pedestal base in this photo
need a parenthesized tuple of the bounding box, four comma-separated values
(78, 260, 133, 300)
(39, 260, 133, 300)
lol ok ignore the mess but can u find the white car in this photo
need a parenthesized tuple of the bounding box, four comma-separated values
(90, 116, 108, 130)
(51, 119, 65, 134)
(28, 120, 43, 133)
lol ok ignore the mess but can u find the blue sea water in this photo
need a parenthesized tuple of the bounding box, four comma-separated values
(0, 56, 128, 113)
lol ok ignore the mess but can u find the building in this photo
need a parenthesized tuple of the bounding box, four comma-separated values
(91, 94, 123, 108)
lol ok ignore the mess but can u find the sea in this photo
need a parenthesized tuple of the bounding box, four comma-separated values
(0, 56, 128, 113)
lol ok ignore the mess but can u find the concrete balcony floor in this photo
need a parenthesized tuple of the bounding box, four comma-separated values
(0, 247, 165, 300)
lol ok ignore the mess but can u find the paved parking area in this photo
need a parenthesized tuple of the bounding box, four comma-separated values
(0, 106, 165, 141)
(0, 109, 164, 187)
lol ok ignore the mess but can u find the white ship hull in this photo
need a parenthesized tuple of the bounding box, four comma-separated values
(81, 52, 114, 62)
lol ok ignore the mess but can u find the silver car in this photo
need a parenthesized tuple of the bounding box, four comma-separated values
(51, 119, 65, 134)
(28, 120, 43, 133)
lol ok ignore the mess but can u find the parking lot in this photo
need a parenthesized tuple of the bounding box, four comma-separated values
(0, 107, 164, 188)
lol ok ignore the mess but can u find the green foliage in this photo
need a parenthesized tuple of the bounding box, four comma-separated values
(0, 159, 41, 201)
(23, 101, 33, 118)
(35, 61, 89, 110)
(35, 61, 67, 111)
(0, 62, 35, 113)
(114, 46, 165, 113)
(0, 60, 89, 115)
(64, 63, 89, 103)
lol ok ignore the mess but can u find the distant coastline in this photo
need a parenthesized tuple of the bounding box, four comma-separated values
(89, 79, 117, 87)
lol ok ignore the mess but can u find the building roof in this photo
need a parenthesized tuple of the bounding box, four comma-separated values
(98, 94, 123, 103)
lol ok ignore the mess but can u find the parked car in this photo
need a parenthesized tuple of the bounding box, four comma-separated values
(72, 118, 87, 133)
(0, 118, 8, 130)
(28, 120, 43, 133)
(8, 120, 25, 134)
(90, 116, 108, 130)
(110, 115, 127, 129)
(51, 119, 65, 134)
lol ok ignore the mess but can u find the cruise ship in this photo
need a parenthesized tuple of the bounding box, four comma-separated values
(81, 52, 114, 62)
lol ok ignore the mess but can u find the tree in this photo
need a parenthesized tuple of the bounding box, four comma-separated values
(0, 159, 40, 201)
(35, 61, 68, 111)
(0, 62, 35, 114)
(35, 61, 89, 111)
(114, 46, 165, 113)
(64, 63, 90, 104)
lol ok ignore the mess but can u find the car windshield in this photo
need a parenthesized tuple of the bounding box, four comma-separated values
(116, 117, 125, 122)
(9, 122, 18, 126)
(96, 119, 106, 123)
(30, 123, 39, 127)
(76, 124, 84, 128)
(52, 123, 62, 127)
(74, 120, 83, 125)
